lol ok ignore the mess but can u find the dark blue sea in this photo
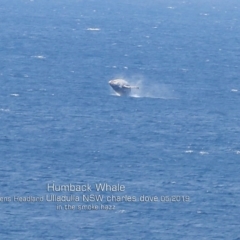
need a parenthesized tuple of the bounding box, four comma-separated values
(1, 0, 240, 239)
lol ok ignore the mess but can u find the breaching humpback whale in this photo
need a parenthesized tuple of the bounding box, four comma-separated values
(109, 79, 139, 96)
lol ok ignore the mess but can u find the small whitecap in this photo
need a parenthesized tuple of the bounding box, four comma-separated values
(112, 66, 117, 68)
(0, 108, 10, 112)
(116, 210, 126, 213)
(231, 89, 238, 92)
(10, 94, 19, 97)
(199, 151, 209, 155)
(124, 66, 128, 69)
(185, 150, 193, 153)
(167, 6, 175, 9)
(236, 151, 240, 154)
(86, 28, 101, 31)
(32, 55, 46, 59)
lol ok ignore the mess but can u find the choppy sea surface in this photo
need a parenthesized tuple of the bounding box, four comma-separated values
(1, 0, 240, 239)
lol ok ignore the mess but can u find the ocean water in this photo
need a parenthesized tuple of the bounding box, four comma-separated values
(0, 0, 240, 239)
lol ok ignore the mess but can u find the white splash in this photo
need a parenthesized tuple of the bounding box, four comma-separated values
(0, 108, 10, 112)
(129, 77, 176, 99)
(87, 28, 101, 31)
(32, 55, 46, 59)
(185, 150, 193, 153)
(199, 151, 209, 155)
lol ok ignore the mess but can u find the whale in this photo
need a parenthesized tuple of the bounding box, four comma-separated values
(109, 79, 139, 96)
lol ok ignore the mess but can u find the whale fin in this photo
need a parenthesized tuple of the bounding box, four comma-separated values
(123, 85, 139, 89)
(122, 85, 132, 89)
